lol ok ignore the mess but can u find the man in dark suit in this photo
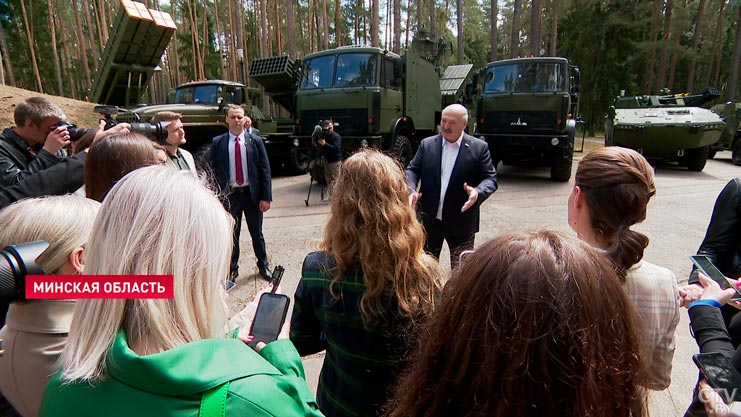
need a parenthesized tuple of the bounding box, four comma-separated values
(208, 105, 273, 283)
(406, 104, 498, 267)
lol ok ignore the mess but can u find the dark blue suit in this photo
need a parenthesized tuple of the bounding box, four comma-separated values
(208, 130, 272, 273)
(405, 133, 497, 264)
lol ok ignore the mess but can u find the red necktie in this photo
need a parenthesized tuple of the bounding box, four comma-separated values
(235, 136, 244, 186)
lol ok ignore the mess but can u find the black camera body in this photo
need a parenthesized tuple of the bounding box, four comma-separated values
(93, 105, 170, 142)
(0, 241, 48, 303)
(50, 121, 91, 142)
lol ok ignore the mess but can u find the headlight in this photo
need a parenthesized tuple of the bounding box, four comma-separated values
(550, 138, 560, 146)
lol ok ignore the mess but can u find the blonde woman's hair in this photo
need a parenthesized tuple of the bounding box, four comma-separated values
(60, 166, 234, 382)
(322, 150, 442, 325)
(0, 195, 100, 274)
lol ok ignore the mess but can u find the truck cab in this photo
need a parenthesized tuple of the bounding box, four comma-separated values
(475, 57, 580, 181)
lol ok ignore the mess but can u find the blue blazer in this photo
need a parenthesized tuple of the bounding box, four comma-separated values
(405, 133, 497, 236)
(208, 130, 272, 203)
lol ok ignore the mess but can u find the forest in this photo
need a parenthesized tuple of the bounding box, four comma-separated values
(0, 0, 740, 133)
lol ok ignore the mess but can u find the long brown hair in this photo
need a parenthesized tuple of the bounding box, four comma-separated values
(321, 150, 442, 325)
(575, 146, 656, 279)
(389, 230, 646, 417)
(84, 133, 160, 201)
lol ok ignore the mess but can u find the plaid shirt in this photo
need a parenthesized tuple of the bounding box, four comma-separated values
(290, 251, 415, 417)
(624, 260, 681, 390)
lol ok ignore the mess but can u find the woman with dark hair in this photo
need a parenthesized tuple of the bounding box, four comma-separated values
(290, 150, 442, 417)
(389, 230, 647, 417)
(568, 146, 680, 391)
(84, 132, 161, 201)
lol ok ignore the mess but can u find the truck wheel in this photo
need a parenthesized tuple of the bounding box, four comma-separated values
(550, 157, 573, 182)
(685, 145, 709, 171)
(288, 148, 311, 174)
(390, 135, 413, 168)
(733, 141, 741, 166)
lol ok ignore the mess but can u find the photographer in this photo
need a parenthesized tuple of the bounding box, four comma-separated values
(0, 97, 70, 188)
(316, 119, 342, 191)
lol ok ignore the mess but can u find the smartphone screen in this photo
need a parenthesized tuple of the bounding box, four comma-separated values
(690, 255, 741, 296)
(693, 352, 741, 402)
(249, 293, 290, 345)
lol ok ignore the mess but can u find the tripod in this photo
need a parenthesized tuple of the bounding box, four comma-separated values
(304, 146, 326, 206)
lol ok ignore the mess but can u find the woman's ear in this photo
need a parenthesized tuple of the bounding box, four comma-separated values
(69, 246, 85, 274)
(572, 185, 584, 209)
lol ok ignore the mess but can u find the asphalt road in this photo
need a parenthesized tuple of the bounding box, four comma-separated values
(226, 148, 741, 416)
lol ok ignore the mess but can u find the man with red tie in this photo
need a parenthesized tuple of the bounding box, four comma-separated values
(208, 105, 273, 284)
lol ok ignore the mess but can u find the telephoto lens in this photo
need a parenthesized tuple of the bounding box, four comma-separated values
(0, 241, 48, 303)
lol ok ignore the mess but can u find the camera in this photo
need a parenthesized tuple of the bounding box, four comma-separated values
(50, 121, 91, 142)
(94, 105, 170, 142)
(312, 119, 333, 144)
(0, 241, 48, 303)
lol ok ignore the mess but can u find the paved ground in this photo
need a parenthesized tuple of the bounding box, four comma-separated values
(226, 146, 741, 416)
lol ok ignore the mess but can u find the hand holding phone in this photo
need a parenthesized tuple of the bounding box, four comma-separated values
(248, 292, 290, 350)
(690, 255, 741, 298)
(694, 352, 741, 403)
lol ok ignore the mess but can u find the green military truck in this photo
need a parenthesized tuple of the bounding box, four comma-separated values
(474, 57, 581, 181)
(114, 79, 297, 172)
(250, 30, 472, 172)
(710, 102, 741, 165)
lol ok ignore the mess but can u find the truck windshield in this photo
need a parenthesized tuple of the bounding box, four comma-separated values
(483, 62, 566, 93)
(300, 53, 377, 90)
(174, 85, 221, 104)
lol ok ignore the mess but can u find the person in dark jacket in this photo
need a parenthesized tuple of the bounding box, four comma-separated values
(316, 119, 342, 191)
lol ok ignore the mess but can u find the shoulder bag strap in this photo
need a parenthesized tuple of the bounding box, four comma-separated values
(199, 381, 231, 417)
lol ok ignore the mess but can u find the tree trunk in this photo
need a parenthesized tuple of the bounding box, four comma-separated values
(429, 0, 435, 34)
(393, 0, 400, 52)
(509, 0, 521, 58)
(456, 0, 463, 63)
(336, 0, 342, 47)
(214, 0, 225, 80)
(259, 0, 268, 56)
(47, 0, 64, 96)
(405, 0, 412, 48)
(81, 0, 101, 64)
(322, 0, 330, 49)
(655, 0, 673, 91)
(667, 0, 686, 91)
(72, 0, 92, 94)
(706, 0, 725, 87)
(686, 0, 706, 92)
(726, 4, 741, 100)
(96, 0, 109, 44)
(643, 0, 662, 93)
(490, 0, 498, 61)
(549, 0, 559, 56)
(19, 0, 43, 93)
(0, 15, 16, 86)
(288, 0, 296, 55)
(371, 0, 379, 46)
(530, 0, 542, 55)
(416, 0, 424, 31)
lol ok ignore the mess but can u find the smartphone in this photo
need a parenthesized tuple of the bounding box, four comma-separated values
(693, 352, 741, 403)
(690, 255, 741, 297)
(270, 265, 285, 293)
(249, 292, 290, 346)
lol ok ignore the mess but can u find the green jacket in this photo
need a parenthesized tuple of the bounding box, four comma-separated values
(39, 330, 323, 417)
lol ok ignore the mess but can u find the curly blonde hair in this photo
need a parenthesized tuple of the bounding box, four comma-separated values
(321, 150, 442, 325)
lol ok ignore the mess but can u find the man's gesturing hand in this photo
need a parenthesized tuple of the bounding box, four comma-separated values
(461, 182, 479, 212)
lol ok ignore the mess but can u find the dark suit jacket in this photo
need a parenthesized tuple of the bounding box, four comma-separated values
(208, 130, 272, 204)
(405, 133, 497, 236)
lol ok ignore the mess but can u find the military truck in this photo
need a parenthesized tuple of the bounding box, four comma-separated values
(114, 79, 297, 172)
(474, 57, 580, 181)
(250, 30, 473, 172)
(710, 102, 741, 165)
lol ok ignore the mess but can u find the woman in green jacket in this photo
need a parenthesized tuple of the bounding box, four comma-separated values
(39, 166, 322, 417)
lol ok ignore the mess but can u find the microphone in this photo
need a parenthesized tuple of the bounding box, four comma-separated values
(313, 125, 322, 135)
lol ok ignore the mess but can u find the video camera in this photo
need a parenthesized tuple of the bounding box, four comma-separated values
(0, 241, 48, 303)
(312, 119, 333, 144)
(94, 105, 170, 142)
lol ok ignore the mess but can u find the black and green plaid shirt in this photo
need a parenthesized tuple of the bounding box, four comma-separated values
(290, 251, 415, 417)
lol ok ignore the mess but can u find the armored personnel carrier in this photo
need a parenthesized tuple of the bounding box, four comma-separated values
(605, 88, 724, 171)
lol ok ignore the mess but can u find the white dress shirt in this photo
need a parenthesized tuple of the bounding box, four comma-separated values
(437, 133, 463, 220)
(228, 132, 249, 187)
